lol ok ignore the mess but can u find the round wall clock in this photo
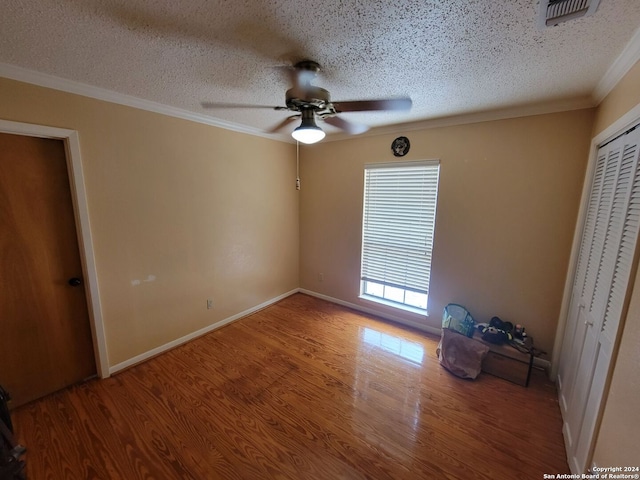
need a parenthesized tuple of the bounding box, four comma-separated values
(391, 136, 410, 157)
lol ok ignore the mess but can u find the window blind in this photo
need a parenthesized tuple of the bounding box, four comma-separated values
(361, 161, 440, 295)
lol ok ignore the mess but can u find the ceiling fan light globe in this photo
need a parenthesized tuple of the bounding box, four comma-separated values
(292, 126, 325, 144)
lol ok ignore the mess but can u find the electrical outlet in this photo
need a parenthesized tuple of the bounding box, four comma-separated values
(207, 299, 213, 309)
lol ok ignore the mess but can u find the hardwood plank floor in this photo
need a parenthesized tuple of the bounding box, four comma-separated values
(11, 293, 569, 479)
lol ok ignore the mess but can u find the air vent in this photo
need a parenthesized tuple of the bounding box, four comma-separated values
(538, 0, 601, 27)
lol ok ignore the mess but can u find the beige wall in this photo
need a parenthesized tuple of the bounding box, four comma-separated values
(592, 60, 640, 136)
(299, 109, 594, 355)
(591, 60, 640, 468)
(0, 77, 299, 367)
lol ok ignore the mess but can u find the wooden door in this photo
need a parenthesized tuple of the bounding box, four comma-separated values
(0, 132, 96, 408)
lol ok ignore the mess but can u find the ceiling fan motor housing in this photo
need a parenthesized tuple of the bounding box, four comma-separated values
(285, 86, 332, 111)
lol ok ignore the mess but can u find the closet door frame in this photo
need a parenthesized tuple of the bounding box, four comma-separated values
(551, 103, 640, 472)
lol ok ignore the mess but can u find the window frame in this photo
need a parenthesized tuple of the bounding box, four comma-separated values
(359, 160, 440, 315)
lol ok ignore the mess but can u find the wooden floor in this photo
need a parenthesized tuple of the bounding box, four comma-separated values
(12, 293, 569, 479)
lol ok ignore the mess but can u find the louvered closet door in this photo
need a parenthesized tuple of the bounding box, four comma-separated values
(560, 140, 621, 425)
(557, 148, 608, 415)
(558, 125, 640, 474)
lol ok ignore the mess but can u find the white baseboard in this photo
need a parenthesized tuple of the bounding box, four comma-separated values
(298, 288, 442, 336)
(109, 288, 299, 375)
(534, 357, 552, 371)
(300, 289, 553, 372)
(109, 287, 554, 378)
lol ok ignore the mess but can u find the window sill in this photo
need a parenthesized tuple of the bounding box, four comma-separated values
(359, 294, 428, 317)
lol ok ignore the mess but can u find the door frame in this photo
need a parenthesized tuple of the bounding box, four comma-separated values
(551, 102, 640, 472)
(0, 119, 109, 379)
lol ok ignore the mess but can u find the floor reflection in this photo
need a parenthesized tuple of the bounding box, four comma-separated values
(352, 326, 425, 460)
(361, 327, 425, 365)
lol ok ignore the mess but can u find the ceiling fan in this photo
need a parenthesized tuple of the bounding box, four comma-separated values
(201, 60, 412, 144)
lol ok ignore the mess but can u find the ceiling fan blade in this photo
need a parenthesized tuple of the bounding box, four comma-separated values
(332, 97, 412, 113)
(323, 116, 369, 135)
(266, 116, 300, 134)
(201, 102, 287, 110)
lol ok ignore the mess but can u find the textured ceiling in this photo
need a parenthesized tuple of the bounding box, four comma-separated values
(1, 0, 640, 141)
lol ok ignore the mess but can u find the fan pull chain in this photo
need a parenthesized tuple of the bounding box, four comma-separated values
(296, 140, 301, 190)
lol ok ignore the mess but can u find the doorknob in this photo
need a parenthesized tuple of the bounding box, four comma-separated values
(584, 319, 594, 326)
(68, 277, 82, 287)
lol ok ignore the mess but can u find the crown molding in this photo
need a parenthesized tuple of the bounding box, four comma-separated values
(0, 55, 620, 146)
(0, 62, 292, 143)
(593, 25, 640, 105)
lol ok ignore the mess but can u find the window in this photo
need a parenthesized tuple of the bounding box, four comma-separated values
(360, 161, 440, 314)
